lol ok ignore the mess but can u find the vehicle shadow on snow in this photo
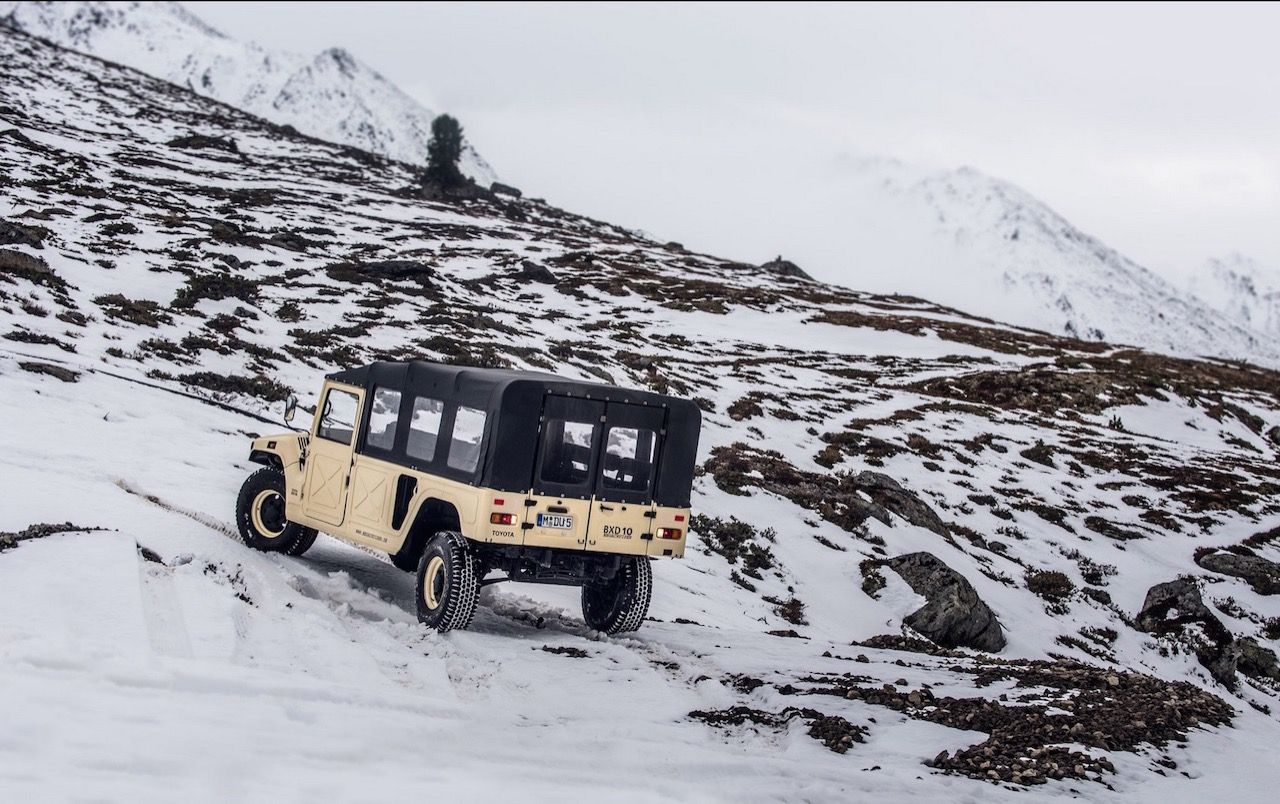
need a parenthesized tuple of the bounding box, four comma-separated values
(287, 536, 600, 642)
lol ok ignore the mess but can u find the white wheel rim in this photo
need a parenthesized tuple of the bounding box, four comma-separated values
(423, 556, 446, 610)
(251, 489, 285, 537)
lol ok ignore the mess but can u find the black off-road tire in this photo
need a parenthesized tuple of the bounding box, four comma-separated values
(582, 557, 653, 635)
(236, 468, 316, 554)
(416, 531, 480, 632)
(283, 525, 319, 557)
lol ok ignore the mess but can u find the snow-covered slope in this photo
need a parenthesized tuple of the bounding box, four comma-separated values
(4, 26, 1280, 800)
(1188, 253, 1280, 338)
(0, 0, 497, 182)
(812, 158, 1280, 367)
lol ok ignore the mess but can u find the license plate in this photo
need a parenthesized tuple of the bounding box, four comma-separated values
(537, 513, 574, 530)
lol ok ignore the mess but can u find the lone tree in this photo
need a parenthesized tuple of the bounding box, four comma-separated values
(424, 114, 466, 188)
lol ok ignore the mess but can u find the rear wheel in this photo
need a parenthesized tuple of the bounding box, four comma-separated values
(582, 557, 652, 634)
(235, 468, 317, 555)
(416, 532, 480, 632)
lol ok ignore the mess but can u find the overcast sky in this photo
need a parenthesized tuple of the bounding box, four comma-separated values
(188, 1, 1280, 283)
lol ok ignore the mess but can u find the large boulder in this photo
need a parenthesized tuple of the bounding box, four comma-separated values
(1195, 550, 1280, 595)
(515, 259, 557, 284)
(852, 472, 949, 537)
(886, 552, 1005, 652)
(1238, 637, 1280, 682)
(1135, 578, 1239, 687)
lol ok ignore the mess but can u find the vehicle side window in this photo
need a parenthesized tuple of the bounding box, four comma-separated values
(317, 388, 360, 445)
(601, 426, 656, 492)
(448, 406, 487, 473)
(540, 419, 596, 485)
(366, 386, 401, 450)
(406, 396, 444, 462)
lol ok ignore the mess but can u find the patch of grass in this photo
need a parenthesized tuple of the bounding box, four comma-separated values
(173, 272, 259, 308)
(175, 371, 292, 402)
(1027, 570, 1075, 602)
(94, 293, 172, 327)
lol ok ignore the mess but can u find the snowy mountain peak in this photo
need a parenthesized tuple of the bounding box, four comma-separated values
(320, 46, 357, 75)
(826, 156, 1280, 365)
(1189, 253, 1280, 337)
(0, 0, 496, 182)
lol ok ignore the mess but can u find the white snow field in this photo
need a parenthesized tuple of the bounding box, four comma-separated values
(3, 363, 1278, 803)
(3, 21, 1280, 803)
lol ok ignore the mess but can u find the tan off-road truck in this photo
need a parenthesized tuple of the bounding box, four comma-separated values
(235, 361, 702, 634)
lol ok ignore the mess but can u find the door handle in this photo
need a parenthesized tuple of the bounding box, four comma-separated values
(548, 505, 569, 514)
(599, 504, 614, 512)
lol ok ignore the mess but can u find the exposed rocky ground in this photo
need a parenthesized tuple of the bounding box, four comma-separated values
(2, 24, 1280, 799)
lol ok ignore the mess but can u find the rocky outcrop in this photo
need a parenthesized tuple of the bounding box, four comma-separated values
(1195, 550, 1280, 595)
(167, 133, 238, 153)
(491, 181, 522, 198)
(1135, 578, 1255, 687)
(759, 255, 813, 281)
(325, 259, 435, 287)
(886, 552, 1005, 652)
(852, 472, 949, 537)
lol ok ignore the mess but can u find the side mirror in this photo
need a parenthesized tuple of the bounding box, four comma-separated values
(283, 394, 298, 424)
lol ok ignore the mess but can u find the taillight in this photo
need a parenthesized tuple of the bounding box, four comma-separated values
(658, 527, 682, 540)
(491, 513, 515, 525)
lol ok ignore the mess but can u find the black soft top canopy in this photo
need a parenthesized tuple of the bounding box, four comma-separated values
(328, 361, 701, 507)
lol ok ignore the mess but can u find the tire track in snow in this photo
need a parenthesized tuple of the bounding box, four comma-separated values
(115, 478, 238, 541)
(135, 550, 194, 659)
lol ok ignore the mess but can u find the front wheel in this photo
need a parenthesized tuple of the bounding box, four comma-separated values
(582, 557, 653, 634)
(235, 468, 317, 555)
(416, 532, 480, 632)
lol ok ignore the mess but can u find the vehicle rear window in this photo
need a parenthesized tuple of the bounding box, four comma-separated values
(540, 419, 596, 485)
(366, 386, 401, 450)
(406, 396, 443, 461)
(447, 405, 487, 473)
(318, 388, 360, 445)
(601, 426, 656, 493)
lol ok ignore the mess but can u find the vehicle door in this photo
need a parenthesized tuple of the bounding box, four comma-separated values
(587, 403, 665, 555)
(523, 394, 603, 550)
(344, 385, 402, 548)
(303, 382, 363, 528)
